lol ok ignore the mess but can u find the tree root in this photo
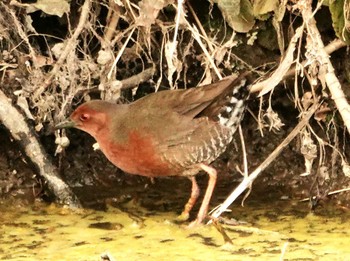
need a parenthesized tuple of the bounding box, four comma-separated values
(0, 89, 81, 208)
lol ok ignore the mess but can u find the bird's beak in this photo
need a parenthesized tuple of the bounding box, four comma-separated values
(55, 119, 76, 129)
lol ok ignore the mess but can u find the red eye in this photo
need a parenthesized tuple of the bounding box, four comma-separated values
(79, 113, 90, 121)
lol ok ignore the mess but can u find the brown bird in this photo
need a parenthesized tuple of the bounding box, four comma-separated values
(56, 73, 250, 226)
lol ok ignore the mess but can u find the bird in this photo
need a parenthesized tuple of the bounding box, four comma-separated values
(55, 73, 251, 226)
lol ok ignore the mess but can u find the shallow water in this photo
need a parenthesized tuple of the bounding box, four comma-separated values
(0, 198, 349, 261)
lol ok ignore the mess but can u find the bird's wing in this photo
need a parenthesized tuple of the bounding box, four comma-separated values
(155, 117, 232, 172)
(132, 74, 242, 119)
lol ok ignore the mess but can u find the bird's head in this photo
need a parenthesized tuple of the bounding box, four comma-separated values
(55, 101, 110, 137)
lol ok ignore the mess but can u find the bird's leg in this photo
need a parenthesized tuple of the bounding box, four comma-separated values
(177, 176, 200, 221)
(189, 163, 217, 227)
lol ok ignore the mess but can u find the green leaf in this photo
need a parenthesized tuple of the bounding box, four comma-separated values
(30, 0, 70, 17)
(253, 0, 279, 16)
(212, 0, 255, 33)
(329, 0, 350, 44)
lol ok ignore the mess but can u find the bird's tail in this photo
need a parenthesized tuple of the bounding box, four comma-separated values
(200, 73, 250, 131)
(216, 77, 249, 130)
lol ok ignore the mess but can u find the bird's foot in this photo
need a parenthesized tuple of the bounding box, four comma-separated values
(187, 219, 201, 228)
(185, 212, 211, 228)
(176, 212, 190, 222)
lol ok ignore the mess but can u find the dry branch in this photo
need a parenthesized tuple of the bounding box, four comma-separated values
(0, 90, 81, 208)
(38, 0, 92, 94)
(250, 36, 347, 94)
(104, 0, 121, 43)
(300, 0, 350, 135)
(120, 66, 156, 90)
(283, 39, 347, 79)
(251, 25, 304, 95)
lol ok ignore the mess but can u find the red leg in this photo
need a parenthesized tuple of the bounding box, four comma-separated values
(178, 176, 200, 221)
(189, 164, 217, 227)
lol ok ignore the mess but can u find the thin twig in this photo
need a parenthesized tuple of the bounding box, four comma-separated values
(169, 0, 184, 58)
(187, 1, 214, 52)
(6, 2, 37, 66)
(185, 23, 222, 79)
(238, 125, 248, 179)
(300, 187, 350, 202)
(238, 125, 251, 206)
(280, 242, 289, 261)
(107, 27, 136, 79)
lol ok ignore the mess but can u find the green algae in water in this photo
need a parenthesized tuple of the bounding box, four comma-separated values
(0, 201, 350, 260)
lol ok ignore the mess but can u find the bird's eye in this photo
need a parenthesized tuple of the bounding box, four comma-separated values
(79, 113, 90, 122)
